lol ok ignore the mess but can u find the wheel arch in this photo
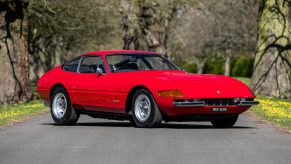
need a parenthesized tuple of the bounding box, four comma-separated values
(125, 85, 153, 114)
(50, 83, 67, 99)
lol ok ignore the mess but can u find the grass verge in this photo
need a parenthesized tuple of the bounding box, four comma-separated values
(234, 77, 291, 131)
(247, 96, 291, 130)
(0, 100, 48, 127)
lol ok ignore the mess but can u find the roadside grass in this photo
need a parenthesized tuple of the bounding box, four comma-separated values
(0, 101, 48, 126)
(249, 96, 291, 130)
(234, 77, 291, 131)
(0, 81, 48, 127)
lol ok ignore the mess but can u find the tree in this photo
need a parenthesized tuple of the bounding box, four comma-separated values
(167, 0, 257, 74)
(121, 0, 193, 58)
(28, 0, 119, 80)
(0, 0, 32, 104)
(251, 0, 291, 99)
(172, 6, 215, 74)
(199, 0, 257, 76)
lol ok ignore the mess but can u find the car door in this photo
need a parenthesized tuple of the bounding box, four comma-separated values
(72, 55, 125, 113)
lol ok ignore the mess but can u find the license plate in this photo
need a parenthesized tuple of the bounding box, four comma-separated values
(212, 108, 227, 112)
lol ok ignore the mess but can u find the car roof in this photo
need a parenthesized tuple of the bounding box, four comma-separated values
(81, 50, 159, 57)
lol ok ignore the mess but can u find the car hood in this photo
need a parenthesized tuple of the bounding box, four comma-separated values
(138, 71, 254, 98)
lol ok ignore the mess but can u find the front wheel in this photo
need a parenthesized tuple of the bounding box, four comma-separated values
(51, 87, 79, 125)
(211, 115, 238, 128)
(131, 89, 162, 128)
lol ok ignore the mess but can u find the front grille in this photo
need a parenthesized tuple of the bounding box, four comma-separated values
(174, 98, 243, 106)
(201, 98, 235, 106)
(173, 98, 255, 107)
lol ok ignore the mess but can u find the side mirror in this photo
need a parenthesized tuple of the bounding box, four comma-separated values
(96, 68, 103, 77)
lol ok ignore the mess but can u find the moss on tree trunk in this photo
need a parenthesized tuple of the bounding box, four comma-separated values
(0, 0, 32, 104)
(251, 0, 291, 99)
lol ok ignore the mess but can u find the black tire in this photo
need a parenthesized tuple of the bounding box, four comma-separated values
(129, 117, 137, 127)
(51, 87, 80, 125)
(211, 115, 238, 128)
(132, 89, 162, 128)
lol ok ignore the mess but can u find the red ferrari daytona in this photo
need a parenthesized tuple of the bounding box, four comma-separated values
(37, 50, 259, 128)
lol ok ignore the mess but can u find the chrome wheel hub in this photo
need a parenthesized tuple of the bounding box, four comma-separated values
(52, 93, 67, 119)
(134, 94, 151, 122)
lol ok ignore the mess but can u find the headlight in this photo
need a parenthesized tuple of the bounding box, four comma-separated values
(157, 90, 184, 98)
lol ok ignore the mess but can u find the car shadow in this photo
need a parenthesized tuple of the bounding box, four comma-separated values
(158, 123, 255, 129)
(41, 122, 256, 129)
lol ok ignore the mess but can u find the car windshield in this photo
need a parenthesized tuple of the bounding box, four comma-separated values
(106, 54, 181, 72)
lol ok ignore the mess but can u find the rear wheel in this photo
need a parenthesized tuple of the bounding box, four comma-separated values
(211, 115, 238, 128)
(51, 87, 79, 125)
(132, 89, 162, 128)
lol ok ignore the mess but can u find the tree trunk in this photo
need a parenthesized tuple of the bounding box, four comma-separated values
(251, 0, 291, 99)
(121, 1, 175, 58)
(0, 0, 32, 104)
(224, 54, 231, 76)
(197, 63, 204, 74)
(196, 60, 205, 74)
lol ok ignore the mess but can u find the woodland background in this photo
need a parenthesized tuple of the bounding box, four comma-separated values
(0, 0, 290, 104)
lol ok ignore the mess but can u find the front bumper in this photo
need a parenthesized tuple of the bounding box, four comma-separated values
(173, 100, 259, 107)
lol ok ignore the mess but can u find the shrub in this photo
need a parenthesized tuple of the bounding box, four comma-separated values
(204, 55, 224, 75)
(231, 57, 254, 77)
(180, 62, 197, 73)
(175, 53, 254, 77)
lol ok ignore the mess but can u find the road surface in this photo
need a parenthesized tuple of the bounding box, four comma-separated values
(0, 114, 291, 164)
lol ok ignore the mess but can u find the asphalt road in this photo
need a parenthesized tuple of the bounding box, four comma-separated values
(0, 114, 291, 164)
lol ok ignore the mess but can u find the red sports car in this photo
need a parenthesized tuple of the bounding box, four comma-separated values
(37, 50, 258, 128)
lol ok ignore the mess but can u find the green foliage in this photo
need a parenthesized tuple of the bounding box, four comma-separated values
(231, 57, 254, 77)
(179, 54, 254, 77)
(30, 81, 39, 99)
(204, 55, 224, 75)
(180, 62, 197, 73)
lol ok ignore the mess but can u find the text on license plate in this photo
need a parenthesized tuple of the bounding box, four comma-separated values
(212, 108, 227, 112)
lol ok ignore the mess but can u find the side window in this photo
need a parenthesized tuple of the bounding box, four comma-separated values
(107, 55, 128, 72)
(62, 57, 80, 72)
(136, 58, 148, 70)
(79, 56, 106, 74)
(145, 56, 171, 70)
(107, 55, 148, 72)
